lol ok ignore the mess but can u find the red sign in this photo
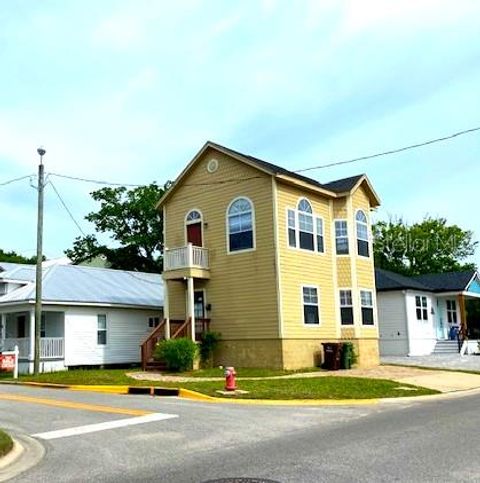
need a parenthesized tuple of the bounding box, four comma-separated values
(0, 354, 16, 372)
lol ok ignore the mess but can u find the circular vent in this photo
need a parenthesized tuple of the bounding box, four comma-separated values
(207, 158, 219, 173)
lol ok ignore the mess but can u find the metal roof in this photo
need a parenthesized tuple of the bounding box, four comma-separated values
(0, 263, 163, 308)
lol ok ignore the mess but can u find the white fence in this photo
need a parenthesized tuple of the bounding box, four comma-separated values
(164, 244, 209, 270)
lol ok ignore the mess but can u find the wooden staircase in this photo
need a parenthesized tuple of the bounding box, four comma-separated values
(140, 317, 210, 372)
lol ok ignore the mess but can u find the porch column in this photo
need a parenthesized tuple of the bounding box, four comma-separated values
(29, 308, 35, 372)
(164, 280, 170, 339)
(187, 277, 195, 342)
(0, 313, 6, 349)
(458, 294, 467, 339)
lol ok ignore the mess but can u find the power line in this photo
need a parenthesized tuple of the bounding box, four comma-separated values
(48, 180, 87, 236)
(48, 172, 145, 188)
(0, 174, 35, 187)
(294, 125, 480, 173)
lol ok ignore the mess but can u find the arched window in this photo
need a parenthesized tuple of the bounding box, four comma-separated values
(227, 197, 254, 252)
(356, 210, 369, 257)
(185, 209, 203, 247)
(287, 198, 324, 252)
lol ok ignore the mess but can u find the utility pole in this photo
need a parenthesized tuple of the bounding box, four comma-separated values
(34, 147, 46, 375)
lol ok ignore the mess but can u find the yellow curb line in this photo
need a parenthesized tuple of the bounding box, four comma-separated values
(68, 385, 130, 395)
(178, 388, 379, 406)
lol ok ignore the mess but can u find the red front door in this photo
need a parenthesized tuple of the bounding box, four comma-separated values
(187, 223, 202, 247)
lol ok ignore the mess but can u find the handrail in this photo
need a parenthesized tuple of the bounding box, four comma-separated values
(171, 318, 191, 339)
(140, 319, 167, 371)
(140, 319, 166, 346)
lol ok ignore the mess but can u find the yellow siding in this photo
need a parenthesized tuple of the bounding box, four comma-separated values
(164, 149, 278, 340)
(276, 182, 337, 339)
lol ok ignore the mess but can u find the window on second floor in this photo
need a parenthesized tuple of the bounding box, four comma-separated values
(335, 220, 349, 255)
(287, 198, 324, 253)
(356, 210, 370, 257)
(227, 197, 254, 252)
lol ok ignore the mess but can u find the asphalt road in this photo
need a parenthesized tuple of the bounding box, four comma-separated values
(1, 384, 479, 482)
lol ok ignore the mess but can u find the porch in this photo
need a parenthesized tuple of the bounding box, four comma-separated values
(0, 310, 65, 361)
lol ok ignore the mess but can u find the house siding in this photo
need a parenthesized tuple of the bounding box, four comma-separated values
(377, 291, 409, 356)
(164, 149, 279, 340)
(64, 306, 159, 366)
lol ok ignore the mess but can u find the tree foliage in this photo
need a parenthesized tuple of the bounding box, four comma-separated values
(65, 182, 171, 273)
(0, 249, 40, 265)
(373, 216, 478, 276)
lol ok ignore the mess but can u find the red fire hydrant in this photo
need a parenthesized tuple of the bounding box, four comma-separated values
(224, 366, 237, 391)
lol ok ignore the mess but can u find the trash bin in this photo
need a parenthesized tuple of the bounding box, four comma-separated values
(341, 343, 353, 370)
(322, 342, 343, 370)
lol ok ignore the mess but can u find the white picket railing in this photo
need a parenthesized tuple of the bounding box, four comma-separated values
(41, 338, 64, 359)
(164, 244, 209, 271)
(2, 337, 64, 359)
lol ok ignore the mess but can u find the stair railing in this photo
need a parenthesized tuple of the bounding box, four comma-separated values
(140, 319, 167, 371)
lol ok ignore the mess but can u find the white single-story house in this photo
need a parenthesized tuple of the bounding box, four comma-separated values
(376, 268, 480, 356)
(0, 262, 163, 374)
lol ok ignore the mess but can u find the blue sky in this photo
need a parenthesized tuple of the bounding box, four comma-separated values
(1, 0, 479, 266)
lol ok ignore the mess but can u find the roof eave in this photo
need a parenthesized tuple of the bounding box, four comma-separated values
(274, 174, 338, 199)
(339, 175, 381, 208)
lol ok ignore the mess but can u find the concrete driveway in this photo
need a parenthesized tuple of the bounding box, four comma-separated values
(382, 354, 480, 371)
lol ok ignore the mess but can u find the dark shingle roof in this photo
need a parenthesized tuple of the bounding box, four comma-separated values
(208, 142, 364, 194)
(323, 175, 364, 193)
(413, 271, 475, 292)
(375, 269, 430, 292)
(375, 268, 476, 293)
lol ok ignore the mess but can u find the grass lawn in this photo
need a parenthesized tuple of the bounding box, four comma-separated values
(14, 369, 438, 399)
(0, 429, 13, 458)
(160, 377, 438, 399)
(175, 367, 321, 378)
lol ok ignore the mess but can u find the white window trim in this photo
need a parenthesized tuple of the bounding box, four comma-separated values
(226, 196, 256, 255)
(286, 199, 326, 255)
(339, 287, 354, 326)
(300, 284, 321, 327)
(355, 209, 370, 258)
(415, 295, 429, 322)
(360, 288, 376, 326)
(334, 219, 350, 257)
(184, 208, 204, 246)
(97, 314, 107, 346)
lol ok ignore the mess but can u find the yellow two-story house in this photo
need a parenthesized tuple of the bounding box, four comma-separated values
(154, 141, 381, 369)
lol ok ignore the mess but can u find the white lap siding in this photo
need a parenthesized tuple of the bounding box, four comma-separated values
(64, 306, 159, 366)
(377, 291, 409, 356)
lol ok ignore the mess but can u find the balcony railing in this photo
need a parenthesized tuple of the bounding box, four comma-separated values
(2, 337, 64, 359)
(164, 244, 209, 271)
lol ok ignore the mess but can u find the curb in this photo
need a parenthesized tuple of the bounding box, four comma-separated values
(0, 435, 44, 482)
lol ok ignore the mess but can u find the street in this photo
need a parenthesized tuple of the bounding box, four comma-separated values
(1, 384, 480, 482)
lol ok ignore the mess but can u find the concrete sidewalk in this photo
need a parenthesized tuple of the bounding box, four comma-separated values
(128, 365, 480, 394)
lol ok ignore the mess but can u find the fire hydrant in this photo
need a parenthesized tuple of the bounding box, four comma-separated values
(224, 366, 237, 391)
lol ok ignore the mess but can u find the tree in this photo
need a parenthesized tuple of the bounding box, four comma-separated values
(0, 249, 40, 265)
(65, 182, 171, 273)
(373, 216, 478, 276)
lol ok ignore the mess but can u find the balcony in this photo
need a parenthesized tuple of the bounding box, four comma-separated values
(163, 244, 210, 280)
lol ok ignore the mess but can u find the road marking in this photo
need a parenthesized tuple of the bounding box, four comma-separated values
(0, 393, 150, 416)
(32, 413, 178, 440)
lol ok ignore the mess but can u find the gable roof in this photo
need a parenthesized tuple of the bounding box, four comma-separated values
(0, 263, 163, 308)
(375, 268, 478, 293)
(157, 141, 381, 208)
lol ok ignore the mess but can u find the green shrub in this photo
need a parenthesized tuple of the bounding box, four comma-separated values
(154, 338, 197, 372)
(199, 331, 221, 366)
(0, 429, 13, 458)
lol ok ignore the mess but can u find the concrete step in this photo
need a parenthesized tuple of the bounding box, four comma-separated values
(434, 341, 459, 354)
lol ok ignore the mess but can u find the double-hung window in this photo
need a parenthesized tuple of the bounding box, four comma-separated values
(97, 314, 107, 345)
(148, 317, 161, 328)
(302, 286, 320, 325)
(227, 197, 254, 252)
(356, 210, 370, 257)
(340, 290, 354, 325)
(446, 300, 457, 324)
(360, 290, 374, 325)
(287, 199, 324, 253)
(335, 220, 349, 255)
(415, 296, 428, 321)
